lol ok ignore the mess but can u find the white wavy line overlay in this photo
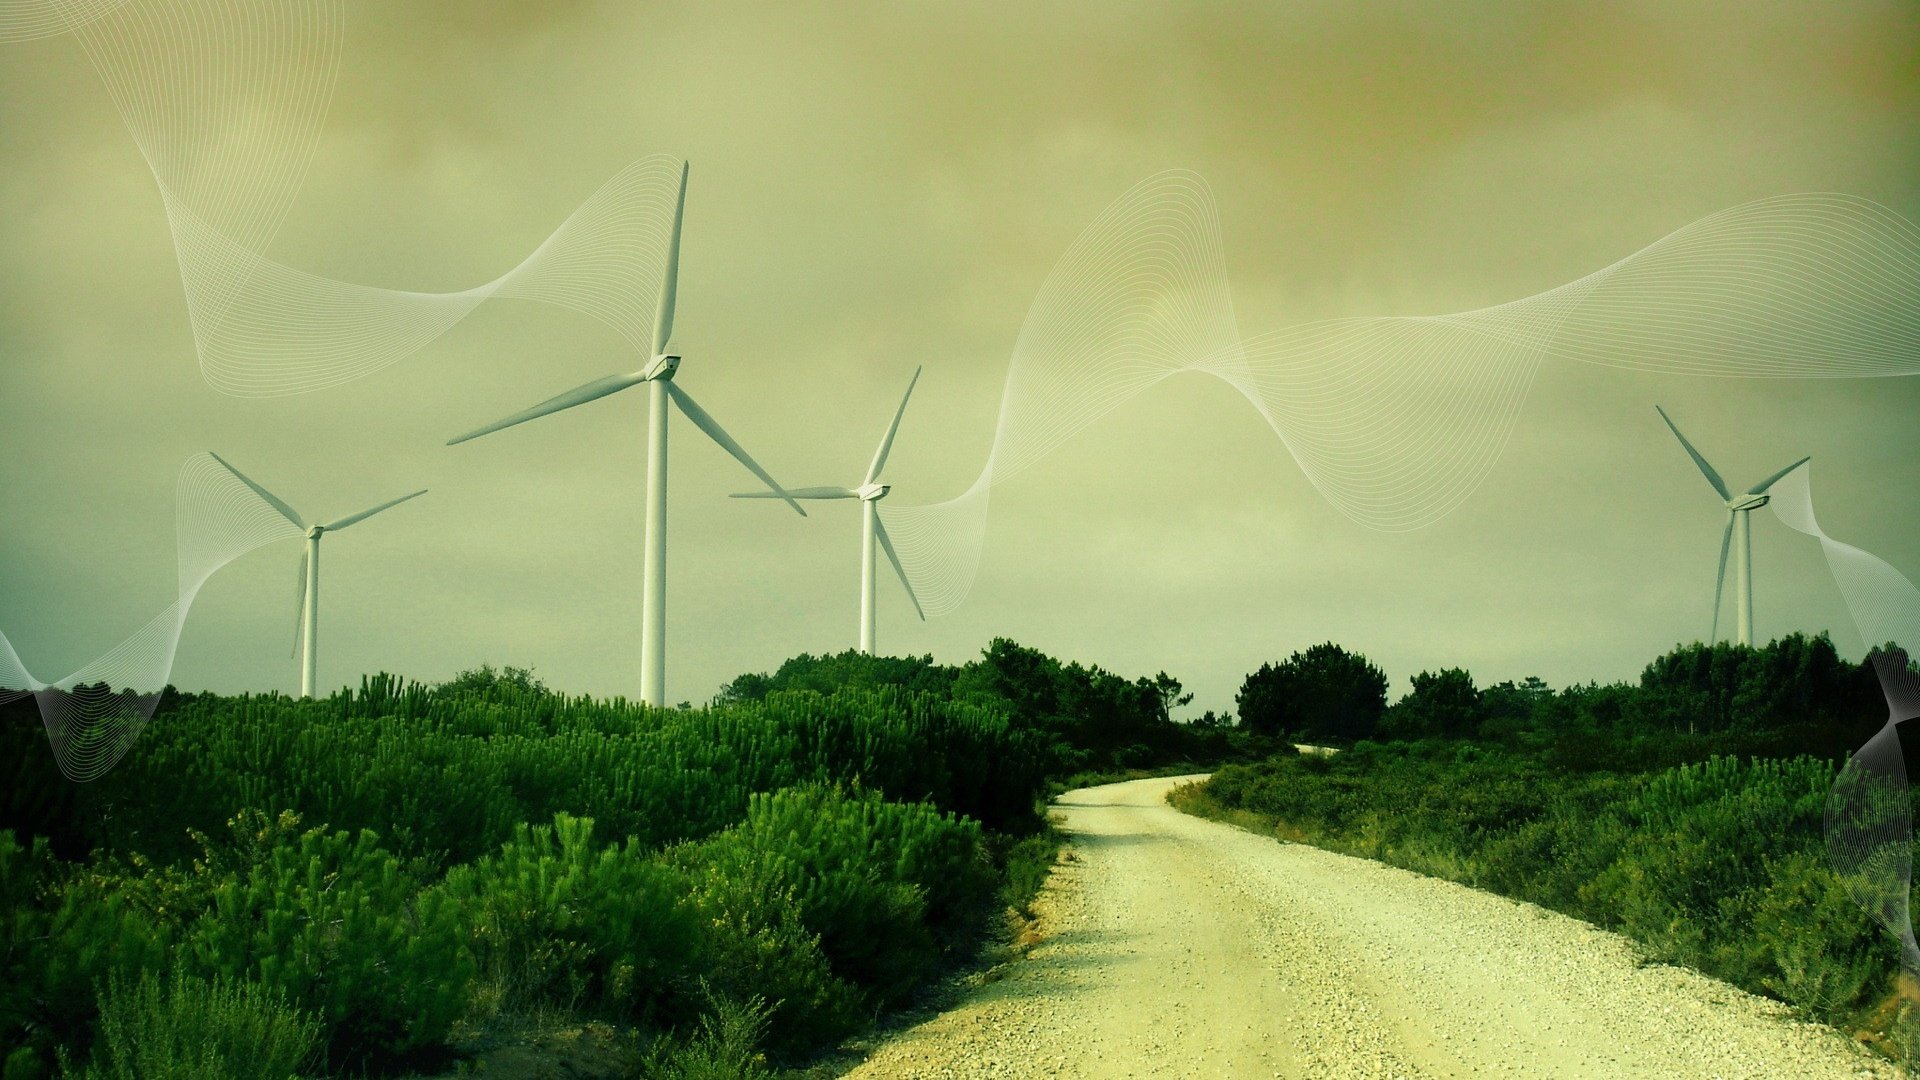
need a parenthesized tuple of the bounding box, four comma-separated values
(879, 175, 1920, 616)
(0, 453, 303, 781)
(1766, 467, 1920, 974)
(5, 0, 683, 395)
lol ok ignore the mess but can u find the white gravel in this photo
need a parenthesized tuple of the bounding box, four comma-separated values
(843, 775, 1904, 1079)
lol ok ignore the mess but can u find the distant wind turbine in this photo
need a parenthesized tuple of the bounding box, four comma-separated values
(732, 366, 926, 653)
(208, 452, 426, 698)
(1655, 406, 1809, 647)
(446, 160, 802, 707)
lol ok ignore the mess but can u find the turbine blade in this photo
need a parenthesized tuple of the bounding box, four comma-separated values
(864, 365, 923, 485)
(664, 382, 805, 517)
(321, 489, 428, 533)
(446, 372, 645, 446)
(1654, 406, 1731, 501)
(1711, 512, 1733, 643)
(1746, 456, 1811, 496)
(653, 160, 689, 355)
(729, 486, 859, 500)
(291, 549, 309, 660)
(874, 517, 925, 621)
(207, 451, 305, 530)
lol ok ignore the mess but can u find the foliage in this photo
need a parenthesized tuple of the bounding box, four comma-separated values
(66, 675, 1042, 865)
(1235, 643, 1388, 743)
(0, 833, 170, 1071)
(1366, 634, 1886, 761)
(57, 967, 320, 1080)
(712, 652, 955, 706)
(995, 821, 1065, 919)
(435, 814, 701, 1022)
(174, 812, 474, 1069)
(0, 639, 1245, 1075)
(1382, 668, 1480, 740)
(642, 989, 775, 1080)
(682, 785, 992, 1007)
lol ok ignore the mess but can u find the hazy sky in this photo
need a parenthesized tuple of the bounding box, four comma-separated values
(2, 1, 1917, 714)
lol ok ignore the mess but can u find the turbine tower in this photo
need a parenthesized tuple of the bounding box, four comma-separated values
(447, 161, 802, 707)
(208, 452, 427, 698)
(732, 366, 926, 653)
(1655, 406, 1809, 647)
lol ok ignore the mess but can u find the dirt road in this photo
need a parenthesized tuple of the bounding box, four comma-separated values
(845, 775, 1901, 1079)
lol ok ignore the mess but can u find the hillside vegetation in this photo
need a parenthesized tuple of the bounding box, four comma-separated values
(1175, 633, 1919, 1063)
(0, 642, 1245, 1079)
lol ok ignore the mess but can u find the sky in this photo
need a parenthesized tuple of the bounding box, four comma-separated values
(2, 0, 1917, 715)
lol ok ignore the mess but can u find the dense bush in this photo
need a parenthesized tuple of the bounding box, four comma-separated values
(0, 639, 1239, 1076)
(436, 814, 702, 1023)
(173, 811, 474, 1068)
(1353, 634, 1889, 763)
(58, 967, 321, 1080)
(65, 677, 1041, 866)
(1, 832, 170, 1069)
(721, 643, 1227, 776)
(682, 785, 993, 1006)
(1236, 643, 1388, 742)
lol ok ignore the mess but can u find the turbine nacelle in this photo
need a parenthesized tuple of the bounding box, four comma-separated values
(857, 482, 890, 502)
(641, 353, 681, 381)
(1726, 493, 1770, 512)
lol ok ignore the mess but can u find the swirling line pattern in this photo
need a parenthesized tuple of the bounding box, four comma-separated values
(4, 0, 683, 395)
(0, 454, 302, 780)
(1766, 468, 1920, 974)
(879, 175, 1920, 615)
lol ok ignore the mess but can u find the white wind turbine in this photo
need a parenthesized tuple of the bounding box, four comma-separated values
(446, 160, 802, 707)
(207, 452, 427, 698)
(1655, 406, 1809, 647)
(732, 366, 925, 653)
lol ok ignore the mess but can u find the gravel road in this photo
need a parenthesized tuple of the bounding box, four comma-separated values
(844, 775, 1902, 1079)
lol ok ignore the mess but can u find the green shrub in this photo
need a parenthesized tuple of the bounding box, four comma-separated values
(176, 813, 474, 1069)
(1734, 852, 1892, 1020)
(672, 851, 863, 1054)
(997, 824, 1063, 918)
(436, 813, 701, 1021)
(676, 784, 993, 1027)
(1, 833, 170, 1075)
(642, 989, 774, 1080)
(81, 679, 1046, 865)
(58, 967, 319, 1080)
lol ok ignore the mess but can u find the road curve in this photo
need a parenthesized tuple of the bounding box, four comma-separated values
(845, 775, 1902, 1079)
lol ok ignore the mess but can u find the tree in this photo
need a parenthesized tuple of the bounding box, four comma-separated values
(1235, 643, 1389, 743)
(712, 651, 954, 706)
(1147, 671, 1193, 722)
(1385, 667, 1481, 740)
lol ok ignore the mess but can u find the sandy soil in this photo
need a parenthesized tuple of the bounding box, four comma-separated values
(843, 775, 1902, 1079)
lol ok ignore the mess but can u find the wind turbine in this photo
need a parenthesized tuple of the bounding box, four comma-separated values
(732, 366, 926, 653)
(207, 452, 427, 698)
(1655, 406, 1809, 647)
(446, 160, 803, 707)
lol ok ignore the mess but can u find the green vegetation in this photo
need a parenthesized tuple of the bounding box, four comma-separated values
(1236, 642, 1388, 742)
(56, 967, 322, 1080)
(1176, 632, 1916, 1060)
(17, 630, 1896, 1073)
(0, 643, 1237, 1078)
